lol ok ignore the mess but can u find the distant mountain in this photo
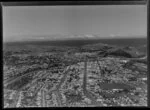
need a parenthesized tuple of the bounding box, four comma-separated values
(81, 42, 145, 58)
(4, 34, 101, 42)
(4, 35, 147, 56)
(106, 46, 146, 58)
(4, 34, 146, 44)
(136, 44, 147, 54)
(107, 48, 133, 58)
(81, 43, 114, 52)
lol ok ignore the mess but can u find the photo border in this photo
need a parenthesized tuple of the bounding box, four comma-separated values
(0, 0, 149, 108)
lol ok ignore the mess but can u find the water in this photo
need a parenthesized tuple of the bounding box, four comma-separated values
(99, 82, 135, 90)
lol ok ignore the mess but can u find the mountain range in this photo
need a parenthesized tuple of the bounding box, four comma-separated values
(4, 34, 146, 42)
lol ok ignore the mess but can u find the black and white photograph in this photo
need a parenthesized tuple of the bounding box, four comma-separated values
(2, 1, 148, 107)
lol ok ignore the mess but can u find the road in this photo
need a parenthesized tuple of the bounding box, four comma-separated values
(44, 66, 71, 107)
(82, 59, 102, 106)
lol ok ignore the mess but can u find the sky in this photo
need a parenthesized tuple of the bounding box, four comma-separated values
(3, 5, 147, 42)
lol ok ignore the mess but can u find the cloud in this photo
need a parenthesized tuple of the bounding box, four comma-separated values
(84, 34, 95, 38)
(109, 34, 116, 38)
(37, 37, 45, 40)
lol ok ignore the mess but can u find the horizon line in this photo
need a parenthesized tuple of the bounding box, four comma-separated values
(3, 37, 147, 43)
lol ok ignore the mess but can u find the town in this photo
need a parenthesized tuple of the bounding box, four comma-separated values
(3, 42, 147, 107)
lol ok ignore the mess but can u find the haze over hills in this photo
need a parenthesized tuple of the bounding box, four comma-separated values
(3, 35, 147, 59)
(4, 34, 147, 42)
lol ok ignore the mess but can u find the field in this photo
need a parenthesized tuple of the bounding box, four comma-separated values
(3, 38, 147, 107)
